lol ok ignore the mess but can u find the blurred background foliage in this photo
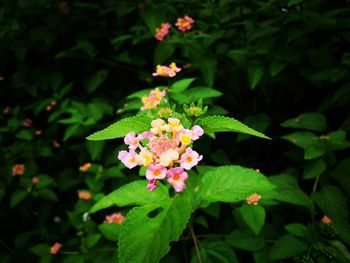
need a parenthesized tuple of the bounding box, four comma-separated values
(0, 0, 350, 262)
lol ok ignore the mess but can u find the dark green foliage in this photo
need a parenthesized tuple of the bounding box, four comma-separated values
(0, 0, 349, 262)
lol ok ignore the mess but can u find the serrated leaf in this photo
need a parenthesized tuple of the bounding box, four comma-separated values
(172, 87, 222, 104)
(312, 186, 348, 221)
(199, 166, 275, 204)
(87, 116, 152, 141)
(238, 204, 265, 235)
(269, 235, 308, 260)
(118, 193, 192, 263)
(269, 175, 313, 209)
(197, 115, 270, 139)
(281, 112, 327, 132)
(226, 229, 265, 252)
(171, 78, 195, 93)
(90, 181, 168, 213)
(99, 223, 122, 241)
(191, 239, 239, 263)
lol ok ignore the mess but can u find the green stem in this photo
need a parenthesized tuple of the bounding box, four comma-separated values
(312, 174, 320, 193)
(190, 225, 202, 263)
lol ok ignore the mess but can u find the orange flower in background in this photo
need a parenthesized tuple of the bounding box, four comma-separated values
(32, 177, 40, 184)
(321, 215, 332, 224)
(104, 212, 125, 224)
(12, 164, 25, 176)
(155, 23, 171, 41)
(78, 191, 92, 200)
(50, 242, 62, 254)
(79, 162, 91, 172)
(175, 15, 194, 32)
(35, 129, 42, 136)
(246, 192, 261, 205)
(3, 106, 10, 114)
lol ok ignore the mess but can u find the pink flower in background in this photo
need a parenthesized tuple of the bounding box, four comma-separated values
(78, 191, 92, 200)
(167, 167, 188, 192)
(79, 162, 91, 172)
(152, 63, 181, 78)
(155, 22, 171, 41)
(104, 212, 125, 224)
(146, 164, 167, 180)
(246, 193, 261, 205)
(22, 118, 33, 128)
(141, 88, 166, 110)
(175, 15, 194, 32)
(32, 177, 40, 184)
(180, 148, 203, 170)
(321, 215, 332, 224)
(118, 117, 204, 192)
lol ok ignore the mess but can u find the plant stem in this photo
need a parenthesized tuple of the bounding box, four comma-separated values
(312, 174, 320, 193)
(189, 225, 202, 263)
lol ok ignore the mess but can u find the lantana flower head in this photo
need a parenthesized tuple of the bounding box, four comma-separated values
(321, 215, 332, 224)
(155, 23, 171, 41)
(50, 242, 62, 255)
(246, 193, 262, 205)
(175, 15, 194, 32)
(118, 118, 204, 192)
(104, 212, 125, 224)
(141, 88, 166, 110)
(12, 164, 25, 176)
(152, 63, 181, 78)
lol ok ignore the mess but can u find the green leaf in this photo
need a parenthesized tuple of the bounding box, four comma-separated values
(197, 115, 270, 139)
(199, 166, 275, 204)
(334, 222, 350, 246)
(85, 234, 101, 248)
(238, 204, 265, 235)
(281, 112, 327, 132)
(10, 190, 28, 208)
(282, 132, 326, 159)
(85, 70, 108, 93)
(331, 157, 350, 197)
(16, 130, 33, 140)
(226, 229, 265, 252)
(284, 224, 310, 238)
(99, 223, 122, 241)
(191, 239, 239, 263)
(90, 181, 168, 213)
(269, 235, 308, 260)
(37, 189, 58, 201)
(118, 193, 192, 263)
(269, 175, 313, 209)
(171, 78, 196, 93)
(248, 64, 264, 90)
(269, 61, 286, 76)
(86, 140, 106, 161)
(303, 159, 326, 179)
(87, 116, 152, 141)
(312, 186, 348, 221)
(127, 89, 152, 99)
(329, 240, 350, 262)
(172, 88, 222, 104)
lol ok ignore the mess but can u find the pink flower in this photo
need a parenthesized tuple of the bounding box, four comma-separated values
(180, 148, 203, 170)
(191, 125, 204, 140)
(118, 150, 138, 169)
(32, 177, 40, 184)
(321, 215, 332, 224)
(167, 167, 188, 192)
(22, 118, 33, 128)
(155, 23, 171, 41)
(12, 164, 25, 176)
(124, 132, 140, 150)
(104, 212, 125, 224)
(147, 179, 158, 191)
(146, 164, 167, 180)
(175, 15, 194, 32)
(50, 242, 62, 255)
(152, 63, 181, 78)
(246, 193, 261, 205)
(139, 131, 154, 140)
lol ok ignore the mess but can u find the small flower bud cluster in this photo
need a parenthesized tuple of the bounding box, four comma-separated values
(155, 23, 172, 41)
(104, 212, 125, 224)
(246, 192, 261, 205)
(152, 63, 181, 78)
(141, 88, 167, 110)
(184, 100, 208, 118)
(118, 118, 204, 192)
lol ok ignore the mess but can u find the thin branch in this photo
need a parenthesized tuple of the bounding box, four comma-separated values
(189, 226, 202, 263)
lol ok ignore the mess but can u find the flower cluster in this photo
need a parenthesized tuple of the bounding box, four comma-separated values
(175, 16, 194, 32)
(50, 242, 62, 255)
(152, 62, 181, 78)
(12, 164, 25, 176)
(155, 16, 194, 41)
(321, 215, 332, 224)
(118, 118, 203, 192)
(155, 23, 171, 41)
(104, 212, 125, 224)
(141, 88, 166, 110)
